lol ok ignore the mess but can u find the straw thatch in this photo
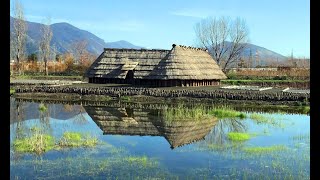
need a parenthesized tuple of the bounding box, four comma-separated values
(84, 106, 218, 149)
(146, 44, 227, 80)
(86, 49, 169, 79)
(86, 44, 227, 86)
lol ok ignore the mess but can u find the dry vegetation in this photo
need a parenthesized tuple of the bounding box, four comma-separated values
(10, 52, 96, 76)
(227, 68, 309, 80)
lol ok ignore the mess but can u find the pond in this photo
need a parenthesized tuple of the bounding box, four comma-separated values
(10, 98, 310, 179)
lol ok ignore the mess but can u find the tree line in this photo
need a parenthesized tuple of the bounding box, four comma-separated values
(10, 0, 96, 76)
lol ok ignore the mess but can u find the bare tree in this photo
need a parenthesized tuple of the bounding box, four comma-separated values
(51, 44, 57, 73)
(195, 17, 249, 72)
(39, 18, 53, 76)
(71, 40, 88, 64)
(12, 0, 27, 75)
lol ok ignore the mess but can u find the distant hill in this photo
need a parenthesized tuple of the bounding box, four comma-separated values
(208, 41, 288, 67)
(10, 17, 143, 56)
(241, 43, 288, 66)
(106, 40, 143, 49)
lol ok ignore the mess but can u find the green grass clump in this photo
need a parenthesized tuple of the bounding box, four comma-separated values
(243, 145, 287, 154)
(227, 132, 251, 141)
(13, 134, 55, 154)
(124, 156, 158, 167)
(58, 132, 98, 147)
(120, 96, 131, 101)
(208, 108, 247, 119)
(101, 96, 112, 101)
(249, 113, 285, 127)
(299, 106, 310, 114)
(10, 88, 15, 95)
(38, 103, 47, 112)
(249, 113, 270, 123)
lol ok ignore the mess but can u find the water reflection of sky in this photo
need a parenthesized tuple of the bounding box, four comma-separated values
(10, 99, 310, 179)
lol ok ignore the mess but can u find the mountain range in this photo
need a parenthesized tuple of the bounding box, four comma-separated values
(10, 16, 143, 55)
(10, 16, 287, 66)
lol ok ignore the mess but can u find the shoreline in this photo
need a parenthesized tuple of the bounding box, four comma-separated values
(12, 85, 309, 105)
(12, 93, 310, 115)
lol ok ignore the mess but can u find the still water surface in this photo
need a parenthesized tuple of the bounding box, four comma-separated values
(10, 98, 310, 179)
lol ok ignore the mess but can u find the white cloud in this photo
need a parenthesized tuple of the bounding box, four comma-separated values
(25, 14, 69, 24)
(170, 8, 236, 19)
(170, 8, 212, 18)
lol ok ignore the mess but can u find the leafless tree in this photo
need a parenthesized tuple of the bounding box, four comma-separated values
(12, 0, 27, 75)
(10, 32, 15, 60)
(71, 40, 88, 64)
(39, 18, 53, 76)
(195, 17, 249, 72)
(51, 44, 57, 72)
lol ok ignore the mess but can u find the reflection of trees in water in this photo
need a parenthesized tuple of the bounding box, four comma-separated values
(204, 118, 247, 145)
(10, 99, 30, 162)
(10, 99, 28, 139)
(39, 103, 51, 134)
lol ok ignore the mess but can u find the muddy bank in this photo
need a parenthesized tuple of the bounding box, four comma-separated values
(13, 86, 309, 103)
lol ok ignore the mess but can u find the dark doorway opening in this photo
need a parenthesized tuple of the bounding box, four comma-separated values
(125, 70, 134, 84)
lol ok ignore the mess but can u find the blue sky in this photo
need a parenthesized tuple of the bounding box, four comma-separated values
(10, 0, 310, 58)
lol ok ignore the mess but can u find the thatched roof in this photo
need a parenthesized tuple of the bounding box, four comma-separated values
(84, 106, 218, 149)
(86, 44, 227, 80)
(146, 44, 227, 80)
(86, 48, 169, 79)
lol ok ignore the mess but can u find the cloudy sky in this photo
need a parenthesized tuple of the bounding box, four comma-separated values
(10, 0, 310, 58)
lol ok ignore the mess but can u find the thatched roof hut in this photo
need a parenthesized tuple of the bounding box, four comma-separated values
(86, 44, 227, 87)
(84, 106, 218, 149)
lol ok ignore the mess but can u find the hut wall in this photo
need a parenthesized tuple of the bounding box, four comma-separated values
(136, 79, 221, 87)
(89, 77, 220, 87)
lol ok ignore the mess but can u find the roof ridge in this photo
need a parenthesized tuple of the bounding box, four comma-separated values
(103, 48, 169, 52)
(172, 44, 207, 52)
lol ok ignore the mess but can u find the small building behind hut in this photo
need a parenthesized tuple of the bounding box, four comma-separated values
(86, 44, 227, 87)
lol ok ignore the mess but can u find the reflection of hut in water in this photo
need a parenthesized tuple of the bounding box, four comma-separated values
(84, 106, 218, 149)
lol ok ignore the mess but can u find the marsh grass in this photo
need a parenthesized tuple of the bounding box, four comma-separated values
(249, 113, 268, 122)
(10, 88, 15, 95)
(13, 127, 55, 154)
(160, 104, 249, 122)
(243, 145, 287, 154)
(124, 156, 158, 167)
(298, 106, 310, 114)
(100, 96, 113, 101)
(206, 142, 244, 152)
(38, 103, 47, 112)
(120, 96, 131, 101)
(58, 132, 98, 147)
(12, 128, 99, 154)
(208, 108, 247, 119)
(161, 104, 210, 121)
(227, 132, 251, 141)
(11, 155, 163, 179)
(248, 113, 284, 127)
